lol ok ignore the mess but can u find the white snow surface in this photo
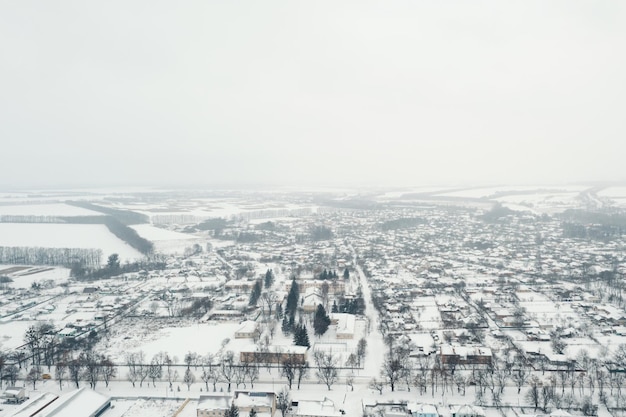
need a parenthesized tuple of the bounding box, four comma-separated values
(0, 223, 143, 263)
(0, 203, 104, 217)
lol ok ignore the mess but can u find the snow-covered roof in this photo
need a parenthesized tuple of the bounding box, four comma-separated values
(38, 387, 110, 417)
(295, 398, 342, 417)
(198, 394, 233, 411)
(9, 393, 59, 417)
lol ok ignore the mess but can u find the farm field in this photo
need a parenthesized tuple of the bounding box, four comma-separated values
(0, 203, 104, 217)
(0, 223, 143, 263)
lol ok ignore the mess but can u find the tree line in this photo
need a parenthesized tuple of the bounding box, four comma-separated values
(0, 246, 102, 268)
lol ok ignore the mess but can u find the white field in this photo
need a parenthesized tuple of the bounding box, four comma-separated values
(0, 223, 143, 263)
(598, 186, 626, 207)
(434, 185, 588, 199)
(131, 225, 204, 255)
(101, 322, 243, 362)
(0, 203, 104, 217)
(0, 266, 71, 289)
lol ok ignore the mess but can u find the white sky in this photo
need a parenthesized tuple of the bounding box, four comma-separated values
(1, 1, 625, 189)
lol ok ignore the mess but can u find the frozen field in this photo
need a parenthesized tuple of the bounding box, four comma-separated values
(598, 186, 626, 207)
(101, 321, 243, 362)
(0, 223, 143, 263)
(434, 185, 588, 200)
(131, 225, 204, 255)
(0, 203, 104, 217)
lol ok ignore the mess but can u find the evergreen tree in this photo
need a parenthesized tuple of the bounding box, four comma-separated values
(281, 315, 291, 335)
(331, 300, 338, 313)
(286, 279, 299, 316)
(249, 280, 262, 306)
(293, 323, 310, 347)
(343, 268, 350, 280)
(224, 403, 239, 417)
(264, 269, 274, 288)
(313, 304, 331, 336)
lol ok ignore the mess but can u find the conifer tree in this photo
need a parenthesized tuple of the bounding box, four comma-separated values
(313, 304, 331, 336)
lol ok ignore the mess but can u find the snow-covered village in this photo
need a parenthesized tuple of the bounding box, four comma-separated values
(1, 185, 626, 417)
(2, 1, 626, 416)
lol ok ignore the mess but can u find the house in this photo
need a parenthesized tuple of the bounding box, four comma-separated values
(36, 387, 110, 417)
(439, 345, 492, 366)
(330, 313, 355, 340)
(234, 391, 276, 416)
(407, 403, 438, 417)
(6, 392, 59, 417)
(363, 401, 409, 417)
(293, 397, 343, 417)
(2, 386, 26, 404)
(301, 289, 324, 313)
(197, 394, 233, 417)
(451, 405, 485, 417)
(235, 321, 260, 339)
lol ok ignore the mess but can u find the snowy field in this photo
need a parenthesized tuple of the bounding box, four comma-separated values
(130, 224, 205, 255)
(494, 192, 583, 214)
(0, 202, 104, 217)
(434, 185, 588, 199)
(100, 321, 243, 362)
(0, 223, 143, 263)
(598, 186, 626, 207)
(0, 265, 70, 289)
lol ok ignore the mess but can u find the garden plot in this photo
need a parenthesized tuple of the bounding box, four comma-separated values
(100, 320, 243, 362)
(410, 296, 442, 329)
(0, 319, 40, 350)
(3, 266, 70, 289)
(0, 223, 143, 263)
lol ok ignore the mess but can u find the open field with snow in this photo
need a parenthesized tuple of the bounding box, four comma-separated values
(0, 203, 104, 217)
(0, 223, 143, 263)
(130, 225, 205, 255)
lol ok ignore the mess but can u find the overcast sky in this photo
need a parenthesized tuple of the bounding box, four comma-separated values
(1, 1, 625, 189)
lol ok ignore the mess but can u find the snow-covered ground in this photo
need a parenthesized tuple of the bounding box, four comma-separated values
(0, 203, 104, 217)
(130, 225, 205, 255)
(0, 223, 143, 263)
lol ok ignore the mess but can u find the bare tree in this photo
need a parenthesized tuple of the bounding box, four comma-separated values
(148, 356, 163, 387)
(526, 376, 541, 411)
(369, 378, 384, 394)
(280, 356, 297, 389)
(5, 365, 19, 386)
(513, 366, 528, 394)
(68, 355, 84, 388)
(220, 351, 236, 392)
(183, 368, 195, 391)
(164, 353, 178, 389)
(27, 367, 40, 390)
(381, 353, 404, 392)
(83, 352, 102, 389)
(137, 351, 149, 387)
(261, 292, 278, 319)
(56, 361, 67, 390)
(101, 357, 117, 387)
(126, 352, 139, 388)
(295, 361, 309, 389)
(276, 387, 291, 417)
(314, 351, 339, 391)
